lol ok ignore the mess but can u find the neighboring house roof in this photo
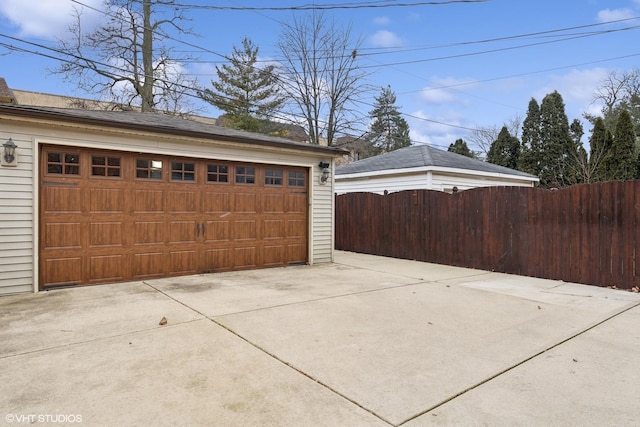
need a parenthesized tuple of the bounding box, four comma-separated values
(336, 144, 537, 179)
(0, 104, 346, 157)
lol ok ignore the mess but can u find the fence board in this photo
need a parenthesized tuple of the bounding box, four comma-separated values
(335, 183, 640, 289)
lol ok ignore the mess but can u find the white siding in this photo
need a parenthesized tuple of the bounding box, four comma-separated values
(0, 118, 338, 293)
(0, 131, 34, 295)
(311, 164, 334, 263)
(336, 169, 536, 195)
(335, 172, 428, 195)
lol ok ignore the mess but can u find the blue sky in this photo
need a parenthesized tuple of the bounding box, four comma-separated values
(1, 0, 639, 151)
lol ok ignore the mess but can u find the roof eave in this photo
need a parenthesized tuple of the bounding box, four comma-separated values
(0, 104, 348, 157)
(336, 165, 540, 182)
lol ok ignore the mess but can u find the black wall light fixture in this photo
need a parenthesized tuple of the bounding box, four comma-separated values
(2, 138, 17, 166)
(319, 161, 330, 184)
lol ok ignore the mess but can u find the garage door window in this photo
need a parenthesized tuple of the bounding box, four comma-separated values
(171, 161, 196, 181)
(235, 166, 255, 184)
(136, 158, 163, 180)
(265, 168, 283, 186)
(46, 152, 80, 175)
(207, 163, 229, 183)
(288, 171, 305, 187)
(92, 155, 121, 177)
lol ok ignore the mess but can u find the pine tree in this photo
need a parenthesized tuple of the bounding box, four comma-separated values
(518, 98, 542, 176)
(200, 37, 285, 134)
(448, 139, 475, 158)
(538, 91, 578, 187)
(608, 110, 637, 180)
(589, 117, 613, 181)
(367, 86, 411, 154)
(486, 126, 521, 169)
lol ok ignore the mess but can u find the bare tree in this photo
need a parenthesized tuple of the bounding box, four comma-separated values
(467, 125, 498, 159)
(277, 12, 367, 146)
(591, 69, 639, 115)
(52, 0, 198, 114)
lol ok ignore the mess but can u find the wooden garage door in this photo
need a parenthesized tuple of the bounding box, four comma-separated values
(39, 145, 308, 288)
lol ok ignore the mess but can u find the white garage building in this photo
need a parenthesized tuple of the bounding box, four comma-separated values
(0, 101, 344, 295)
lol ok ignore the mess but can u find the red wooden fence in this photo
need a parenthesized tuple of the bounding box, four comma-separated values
(335, 182, 640, 289)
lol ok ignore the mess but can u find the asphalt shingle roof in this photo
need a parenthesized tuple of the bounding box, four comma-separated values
(0, 104, 346, 156)
(336, 144, 537, 178)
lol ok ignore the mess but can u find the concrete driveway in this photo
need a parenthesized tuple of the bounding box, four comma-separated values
(1, 251, 639, 426)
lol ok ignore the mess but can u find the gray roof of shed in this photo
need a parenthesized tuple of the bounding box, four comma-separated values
(0, 104, 346, 156)
(336, 144, 537, 179)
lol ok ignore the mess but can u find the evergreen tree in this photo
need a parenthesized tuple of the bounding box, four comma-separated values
(448, 139, 475, 158)
(608, 110, 637, 180)
(486, 126, 521, 169)
(589, 117, 613, 181)
(200, 37, 285, 134)
(518, 98, 542, 176)
(570, 119, 588, 183)
(367, 86, 411, 154)
(538, 91, 578, 187)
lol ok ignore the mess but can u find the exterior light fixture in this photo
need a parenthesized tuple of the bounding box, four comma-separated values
(319, 161, 330, 184)
(2, 138, 17, 166)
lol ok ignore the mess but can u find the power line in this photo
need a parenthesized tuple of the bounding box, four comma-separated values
(172, 0, 490, 11)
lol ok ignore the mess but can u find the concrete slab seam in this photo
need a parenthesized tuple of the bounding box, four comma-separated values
(0, 319, 204, 361)
(396, 300, 640, 426)
(143, 281, 210, 319)
(331, 260, 494, 282)
(204, 281, 428, 317)
(208, 317, 395, 426)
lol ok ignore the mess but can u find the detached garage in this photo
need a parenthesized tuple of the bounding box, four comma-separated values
(0, 103, 343, 295)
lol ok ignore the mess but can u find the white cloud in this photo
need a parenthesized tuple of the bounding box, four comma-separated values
(418, 76, 478, 104)
(373, 16, 390, 25)
(596, 8, 635, 23)
(368, 30, 403, 48)
(0, 0, 102, 39)
(408, 109, 468, 149)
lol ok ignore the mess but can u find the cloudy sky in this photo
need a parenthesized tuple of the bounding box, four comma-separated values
(1, 0, 639, 151)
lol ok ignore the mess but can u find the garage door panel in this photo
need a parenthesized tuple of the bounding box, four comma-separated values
(44, 222, 82, 249)
(132, 252, 165, 278)
(169, 250, 198, 275)
(287, 244, 307, 264)
(202, 191, 230, 213)
(203, 248, 232, 272)
(263, 245, 286, 266)
(287, 193, 307, 213)
(263, 219, 285, 239)
(168, 190, 198, 213)
(89, 188, 125, 213)
(233, 247, 256, 269)
(134, 221, 165, 245)
(42, 186, 82, 213)
(89, 255, 125, 283)
(233, 220, 257, 241)
(44, 257, 82, 286)
(287, 219, 306, 239)
(169, 221, 197, 243)
(263, 193, 285, 213)
(234, 192, 257, 213)
(89, 222, 124, 247)
(133, 189, 164, 213)
(204, 220, 230, 242)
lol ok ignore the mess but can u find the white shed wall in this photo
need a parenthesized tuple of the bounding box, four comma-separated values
(0, 119, 336, 294)
(336, 169, 535, 195)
